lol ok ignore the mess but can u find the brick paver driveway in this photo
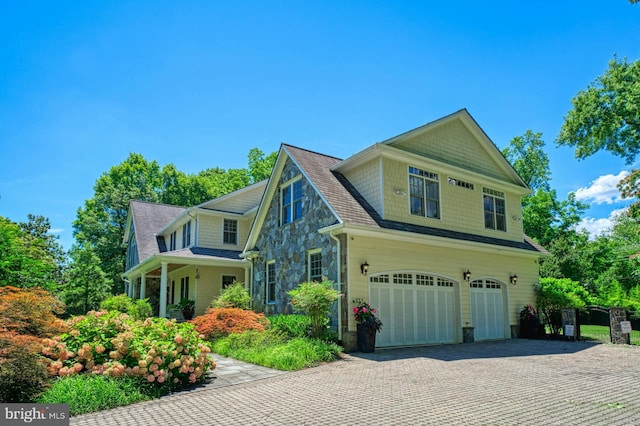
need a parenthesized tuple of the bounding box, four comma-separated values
(72, 339, 640, 425)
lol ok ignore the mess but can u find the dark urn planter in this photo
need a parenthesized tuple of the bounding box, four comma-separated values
(520, 318, 544, 339)
(356, 322, 377, 353)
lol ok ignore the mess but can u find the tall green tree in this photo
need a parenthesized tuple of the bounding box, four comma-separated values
(63, 243, 112, 315)
(557, 56, 640, 164)
(0, 216, 62, 290)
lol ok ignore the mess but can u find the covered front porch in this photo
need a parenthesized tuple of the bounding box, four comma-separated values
(123, 248, 251, 318)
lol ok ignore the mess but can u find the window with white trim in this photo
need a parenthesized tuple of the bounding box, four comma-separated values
(483, 188, 506, 231)
(180, 276, 189, 300)
(223, 219, 238, 245)
(409, 166, 440, 219)
(281, 178, 303, 225)
(307, 250, 322, 282)
(182, 220, 192, 248)
(222, 275, 236, 289)
(266, 261, 276, 304)
(169, 231, 176, 251)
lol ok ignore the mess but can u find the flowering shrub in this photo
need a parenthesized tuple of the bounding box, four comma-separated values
(191, 308, 268, 340)
(41, 311, 214, 390)
(519, 304, 539, 322)
(353, 299, 383, 332)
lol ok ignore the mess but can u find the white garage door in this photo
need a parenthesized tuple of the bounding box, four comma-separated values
(370, 272, 456, 347)
(470, 279, 505, 340)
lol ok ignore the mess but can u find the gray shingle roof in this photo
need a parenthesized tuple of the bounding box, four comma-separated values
(284, 144, 546, 254)
(130, 200, 185, 262)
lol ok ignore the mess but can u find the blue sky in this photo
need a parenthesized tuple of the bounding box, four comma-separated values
(1, 1, 639, 251)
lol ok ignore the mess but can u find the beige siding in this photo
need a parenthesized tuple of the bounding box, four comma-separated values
(392, 119, 511, 183)
(343, 158, 382, 216)
(193, 266, 246, 315)
(197, 214, 254, 250)
(346, 235, 538, 338)
(201, 184, 265, 213)
(382, 157, 525, 242)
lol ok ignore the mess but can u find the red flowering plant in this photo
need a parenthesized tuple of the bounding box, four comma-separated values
(352, 299, 383, 332)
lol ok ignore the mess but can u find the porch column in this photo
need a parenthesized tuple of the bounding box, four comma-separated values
(140, 273, 146, 299)
(159, 262, 168, 318)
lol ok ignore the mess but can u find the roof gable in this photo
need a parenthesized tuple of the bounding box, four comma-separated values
(129, 200, 185, 262)
(383, 109, 527, 188)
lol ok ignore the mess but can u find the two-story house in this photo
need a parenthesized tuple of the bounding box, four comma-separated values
(122, 180, 266, 318)
(122, 109, 546, 350)
(242, 109, 546, 349)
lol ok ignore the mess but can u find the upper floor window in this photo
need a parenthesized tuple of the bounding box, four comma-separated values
(409, 166, 440, 219)
(223, 219, 238, 245)
(169, 231, 177, 251)
(281, 178, 303, 225)
(182, 221, 192, 248)
(307, 250, 322, 282)
(126, 234, 138, 270)
(266, 261, 276, 304)
(483, 188, 506, 232)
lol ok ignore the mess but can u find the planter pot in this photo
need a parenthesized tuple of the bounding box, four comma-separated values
(356, 323, 377, 353)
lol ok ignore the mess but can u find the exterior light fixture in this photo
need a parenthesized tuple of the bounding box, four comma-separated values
(463, 270, 471, 282)
(510, 274, 518, 285)
(361, 261, 369, 276)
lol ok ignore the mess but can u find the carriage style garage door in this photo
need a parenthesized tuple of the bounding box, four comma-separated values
(470, 279, 505, 340)
(370, 272, 456, 347)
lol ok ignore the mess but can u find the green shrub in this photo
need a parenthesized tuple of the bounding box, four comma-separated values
(212, 282, 251, 309)
(0, 333, 50, 402)
(100, 294, 152, 320)
(268, 314, 311, 338)
(38, 375, 154, 415)
(42, 311, 214, 390)
(288, 280, 340, 339)
(211, 329, 341, 371)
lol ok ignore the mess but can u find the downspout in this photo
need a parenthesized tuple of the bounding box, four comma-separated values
(329, 232, 342, 342)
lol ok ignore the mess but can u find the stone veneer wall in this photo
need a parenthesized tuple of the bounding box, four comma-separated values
(252, 159, 340, 325)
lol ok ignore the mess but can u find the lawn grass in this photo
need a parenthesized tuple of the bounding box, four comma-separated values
(211, 329, 342, 370)
(37, 375, 161, 416)
(580, 324, 640, 345)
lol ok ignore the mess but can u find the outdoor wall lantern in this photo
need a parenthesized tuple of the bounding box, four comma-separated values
(510, 274, 518, 285)
(463, 270, 471, 282)
(361, 261, 369, 276)
(195, 268, 200, 279)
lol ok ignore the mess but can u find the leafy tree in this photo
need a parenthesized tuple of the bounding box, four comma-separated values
(557, 56, 640, 164)
(248, 148, 277, 183)
(535, 277, 591, 335)
(0, 216, 62, 291)
(63, 244, 112, 315)
(503, 130, 551, 192)
(288, 280, 340, 339)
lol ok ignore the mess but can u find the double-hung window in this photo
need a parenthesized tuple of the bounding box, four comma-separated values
(307, 250, 322, 282)
(409, 166, 440, 219)
(483, 188, 506, 231)
(223, 219, 238, 245)
(281, 178, 303, 225)
(266, 261, 276, 304)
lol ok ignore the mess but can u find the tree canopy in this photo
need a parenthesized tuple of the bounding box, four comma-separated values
(557, 56, 640, 164)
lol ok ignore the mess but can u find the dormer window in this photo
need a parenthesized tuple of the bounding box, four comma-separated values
(409, 166, 440, 219)
(281, 178, 303, 225)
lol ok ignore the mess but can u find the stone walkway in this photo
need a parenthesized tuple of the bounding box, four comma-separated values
(71, 340, 640, 425)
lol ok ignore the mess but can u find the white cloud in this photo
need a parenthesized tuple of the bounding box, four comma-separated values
(574, 171, 629, 204)
(49, 228, 64, 235)
(577, 208, 628, 238)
